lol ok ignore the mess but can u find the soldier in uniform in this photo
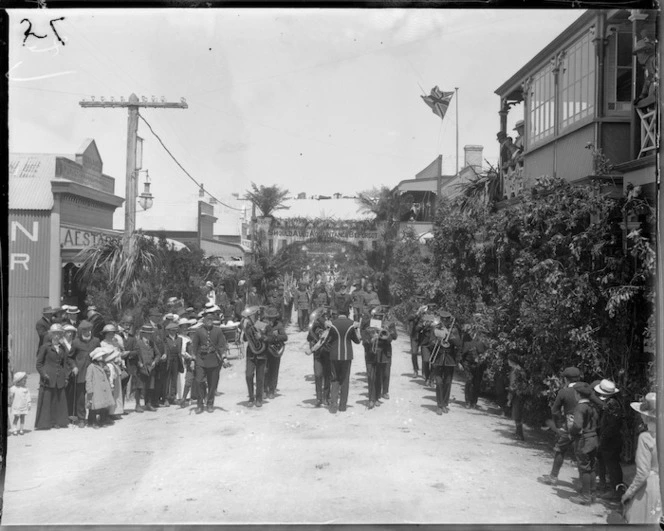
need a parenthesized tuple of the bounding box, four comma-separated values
(264, 307, 288, 400)
(461, 325, 488, 409)
(242, 308, 268, 407)
(538, 367, 582, 486)
(191, 311, 228, 414)
(407, 302, 426, 379)
(307, 306, 332, 407)
(360, 309, 397, 409)
(326, 311, 361, 413)
(294, 283, 311, 332)
(415, 306, 437, 386)
(430, 310, 463, 415)
(568, 382, 600, 506)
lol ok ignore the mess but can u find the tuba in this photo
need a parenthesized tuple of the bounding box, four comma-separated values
(306, 306, 331, 355)
(367, 305, 391, 354)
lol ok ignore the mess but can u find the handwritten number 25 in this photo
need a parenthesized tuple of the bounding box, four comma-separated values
(21, 17, 65, 46)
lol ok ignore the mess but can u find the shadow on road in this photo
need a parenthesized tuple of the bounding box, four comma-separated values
(420, 404, 439, 414)
(303, 374, 315, 382)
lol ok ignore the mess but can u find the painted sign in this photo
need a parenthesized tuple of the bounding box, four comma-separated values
(60, 226, 119, 250)
(268, 229, 378, 240)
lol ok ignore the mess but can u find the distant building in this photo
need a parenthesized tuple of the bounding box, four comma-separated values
(9, 139, 125, 371)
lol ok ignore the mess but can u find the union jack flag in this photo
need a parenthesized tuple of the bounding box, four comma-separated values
(421, 86, 455, 122)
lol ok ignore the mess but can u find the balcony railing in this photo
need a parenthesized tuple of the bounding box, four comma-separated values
(501, 160, 525, 200)
(637, 101, 658, 159)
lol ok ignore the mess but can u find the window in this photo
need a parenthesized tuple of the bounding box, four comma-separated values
(605, 31, 634, 112)
(528, 64, 555, 146)
(559, 32, 596, 129)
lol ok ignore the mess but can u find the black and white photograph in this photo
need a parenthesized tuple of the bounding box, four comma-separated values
(3, 5, 661, 527)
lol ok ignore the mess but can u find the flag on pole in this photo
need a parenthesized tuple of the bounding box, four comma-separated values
(421, 86, 455, 122)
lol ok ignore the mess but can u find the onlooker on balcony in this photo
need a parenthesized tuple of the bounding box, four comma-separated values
(633, 37, 657, 108)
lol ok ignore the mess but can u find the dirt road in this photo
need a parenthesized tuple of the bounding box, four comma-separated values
(2, 323, 623, 525)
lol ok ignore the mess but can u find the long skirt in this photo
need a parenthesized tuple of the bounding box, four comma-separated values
(625, 472, 662, 524)
(109, 372, 124, 415)
(34, 386, 69, 430)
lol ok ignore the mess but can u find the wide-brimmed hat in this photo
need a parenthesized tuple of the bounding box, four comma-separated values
(49, 323, 65, 333)
(104, 350, 120, 362)
(42, 306, 56, 315)
(13, 372, 27, 385)
(140, 324, 154, 334)
(631, 392, 656, 418)
(163, 313, 179, 322)
(89, 347, 110, 361)
(513, 120, 524, 131)
(102, 324, 117, 334)
(594, 379, 619, 396)
(66, 306, 80, 314)
(189, 322, 203, 331)
(205, 306, 221, 315)
(165, 322, 179, 331)
(63, 324, 77, 333)
(264, 307, 279, 319)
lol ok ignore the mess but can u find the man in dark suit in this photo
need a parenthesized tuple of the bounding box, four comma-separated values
(264, 307, 288, 400)
(326, 310, 361, 413)
(430, 310, 463, 415)
(36, 307, 56, 350)
(191, 311, 228, 414)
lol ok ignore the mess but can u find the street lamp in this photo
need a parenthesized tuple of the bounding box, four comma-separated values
(137, 169, 154, 211)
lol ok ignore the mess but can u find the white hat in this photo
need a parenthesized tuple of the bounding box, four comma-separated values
(102, 324, 117, 334)
(61, 305, 71, 311)
(163, 313, 179, 322)
(49, 324, 65, 333)
(594, 379, 619, 396)
(104, 350, 120, 362)
(189, 322, 203, 331)
(206, 281, 214, 288)
(631, 392, 656, 418)
(167, 296, 179, 304)
(13, 372, 27, 385)
(66, 306, 80, 314)
(89, 347, 108, 361)
(238, 280, 246, 286)
(63, 324, 77, 333)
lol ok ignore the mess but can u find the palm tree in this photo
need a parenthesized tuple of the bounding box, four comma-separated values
(244, 182, 290, 217)
(76, 232, 162, 312)
(356, 186, 411, 223)
(456, 165, 501, 213)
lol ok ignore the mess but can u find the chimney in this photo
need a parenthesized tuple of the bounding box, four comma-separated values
(464, 145, 483, 173)
(199, 184, 205, 198)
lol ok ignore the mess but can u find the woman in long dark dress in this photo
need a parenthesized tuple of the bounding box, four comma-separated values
(35, 324, 73, 430)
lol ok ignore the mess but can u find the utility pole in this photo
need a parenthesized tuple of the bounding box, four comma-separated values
(79, 93, 188, 240)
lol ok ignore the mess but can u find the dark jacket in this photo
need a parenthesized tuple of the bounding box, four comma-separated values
(36, 317, 52, 349)
(36, 342, 73, 389)
(361, 317, 397, 364)
(164, 334, 185, 373)
(552, 384, 579, 430)
(461, 339, 487, 371)
(332, 292, 349, 316)
(327, 316, 360, 362)
(68, 337, 100, 384)
(191, 326, 227, 368)
(598, 396, 624, 451)
(570, 399, 600, 452)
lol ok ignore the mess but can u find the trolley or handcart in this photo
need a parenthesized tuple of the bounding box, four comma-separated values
(221, 322, 244, 360)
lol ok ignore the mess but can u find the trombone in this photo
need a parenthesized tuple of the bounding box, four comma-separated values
(429, 316, 455, 365)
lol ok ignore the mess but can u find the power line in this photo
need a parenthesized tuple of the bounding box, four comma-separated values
(137, 112, 245, 212)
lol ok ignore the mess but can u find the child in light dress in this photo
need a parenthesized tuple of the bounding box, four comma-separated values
(9, 372, 31, 435)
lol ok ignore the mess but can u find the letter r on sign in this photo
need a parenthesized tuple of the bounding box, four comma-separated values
(10, 253, 30, 271)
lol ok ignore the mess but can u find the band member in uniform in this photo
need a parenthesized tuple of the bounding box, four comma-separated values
(306, 306, 332, 407)
(376, 315, 397, 401)
(242, 307, 268, 407)
(191, 311, 228, 414)
(294, 282, 311, 332)
(326, 311, 361, 413)
(350, 281, 365, 321)
(429, 310, 463, 415)
(461, 324, 488, 409)
(264, 307, 288, 400)
(407, 302, 426, 378)
(415, 306, 437, 386)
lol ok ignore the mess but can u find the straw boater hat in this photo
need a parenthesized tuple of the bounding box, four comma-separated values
(631, 392, 656, 418)
(189, 321, 203, 331)
(594, 379, 619, 397)
(66, 306, 80, 314)
(167, 296, 179, 304)
(63, 324, 77, 333)
(13, 372, 27, 385)
(140, 324, 154, 334)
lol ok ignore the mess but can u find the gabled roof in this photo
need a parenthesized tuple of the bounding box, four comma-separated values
(76, 138, 103, 166)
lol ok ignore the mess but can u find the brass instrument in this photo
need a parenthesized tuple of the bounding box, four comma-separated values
(429, 316, 456, 365)
(267, 323, 285, 358)
(242, 307, 266, 355)
(367, 306, 392, 354)
(307, 306, 331, 355)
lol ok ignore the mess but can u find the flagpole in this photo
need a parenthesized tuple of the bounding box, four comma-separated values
(455, 87, 459, 175)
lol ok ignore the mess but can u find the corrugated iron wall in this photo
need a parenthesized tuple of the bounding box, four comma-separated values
(8, 211, 51, 373)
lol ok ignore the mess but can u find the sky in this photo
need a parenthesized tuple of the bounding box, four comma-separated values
(8, 8, 583, 232)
